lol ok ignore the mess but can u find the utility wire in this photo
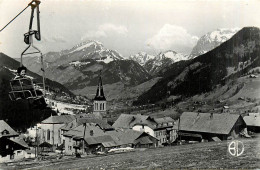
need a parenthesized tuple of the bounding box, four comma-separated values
(0, 4, 30, 32)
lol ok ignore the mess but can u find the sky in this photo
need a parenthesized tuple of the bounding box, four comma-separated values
(0, 0, 260, 58)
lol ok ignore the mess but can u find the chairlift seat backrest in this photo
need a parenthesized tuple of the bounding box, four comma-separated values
(10, 79, 23, 91)
(9, 78, 38, 100)
(20, 78, 35, 90)
(10, 78, 35, 90)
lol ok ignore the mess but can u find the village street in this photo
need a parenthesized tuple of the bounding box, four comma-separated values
(1, 136, 259, 169)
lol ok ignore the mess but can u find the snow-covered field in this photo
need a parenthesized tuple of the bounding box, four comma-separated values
(47, 99, 88, 115)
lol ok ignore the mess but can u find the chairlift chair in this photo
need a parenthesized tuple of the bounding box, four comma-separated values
(9, 0, 46, 102)
(9, 78, 44, 101)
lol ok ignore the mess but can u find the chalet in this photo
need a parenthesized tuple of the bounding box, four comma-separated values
(59, 114, 111, 145)
(174, 112, 247, 141)
(244, 113, 260, 132)
(106, 129, 158, 148)
(63, 123, 158, 155)
(113, 114, 177, 146)
(63, 119, 113, 155)
(0, 120, 29, 162)
(84, 135, 118, 153)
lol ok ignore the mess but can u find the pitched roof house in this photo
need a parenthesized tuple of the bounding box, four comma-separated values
(106, 129, 158, 148)
(113, 114, 157, 129)
(60, 117, 113, 132)
(41, 115, 76, 124)
(113, 114, 177, 146)
(174, 112, 247, 141)
(63, 123, 110, 155)
(244, 113, 260, 132)
(0, 120, 19, 138)
(0, 120, 29, 162)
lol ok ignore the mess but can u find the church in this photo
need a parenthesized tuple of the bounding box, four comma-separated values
(93, 73, 107, 119)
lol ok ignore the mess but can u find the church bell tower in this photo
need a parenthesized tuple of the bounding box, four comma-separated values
(93, 71, 107, 119)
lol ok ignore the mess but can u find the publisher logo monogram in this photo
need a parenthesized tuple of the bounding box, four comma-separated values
(228, 140, 244, 157)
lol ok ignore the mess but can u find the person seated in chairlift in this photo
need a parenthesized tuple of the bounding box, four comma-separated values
(14, 66, 31, 80)
(13, 66, 47, 109)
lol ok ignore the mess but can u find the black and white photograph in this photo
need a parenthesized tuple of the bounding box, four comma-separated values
(0, 0, 259, 169)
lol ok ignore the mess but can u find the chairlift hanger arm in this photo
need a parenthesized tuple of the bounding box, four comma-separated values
(24, 0, 41, 44)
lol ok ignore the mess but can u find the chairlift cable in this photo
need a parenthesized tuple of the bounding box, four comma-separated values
(0, 4, 30, 32)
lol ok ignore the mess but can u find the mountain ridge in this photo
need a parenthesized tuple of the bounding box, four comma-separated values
(134, 27, 260, 105)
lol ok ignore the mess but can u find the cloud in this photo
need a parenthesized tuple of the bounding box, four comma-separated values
(146, 24, 199, 52)
(42, 35, 67, 43)
(81, 23, 128, 40)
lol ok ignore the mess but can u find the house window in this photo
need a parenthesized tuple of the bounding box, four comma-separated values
(47, 129, 50, 140)
(90, 130, 94, 136)
(58, 130, 61, 143)
(103, 103, 105, 110)
(2, 130, 9, 135)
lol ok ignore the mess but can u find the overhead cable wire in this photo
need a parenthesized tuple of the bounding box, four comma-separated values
(0, 4, 30, 32)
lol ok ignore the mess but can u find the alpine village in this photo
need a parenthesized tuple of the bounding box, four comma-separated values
(0, 0, 260, 169)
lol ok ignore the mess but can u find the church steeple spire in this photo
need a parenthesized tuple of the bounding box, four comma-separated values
(93, 70, 107, 119)
(94, 70, 106, 101)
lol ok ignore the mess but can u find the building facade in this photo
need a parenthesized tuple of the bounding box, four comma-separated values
(37, 115, 75, 147)
(113, 114, 177, 146)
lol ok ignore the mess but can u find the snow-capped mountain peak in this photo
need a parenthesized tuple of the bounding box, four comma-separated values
(128, 50, 189, 75)
(157, 50, 188, 62)
(46, 40, 124, 65)
(208, 28, 240, 43)
(129, 52, 155, 66)
(69, 40, 104, 54)
(189, 28, 240, 59)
